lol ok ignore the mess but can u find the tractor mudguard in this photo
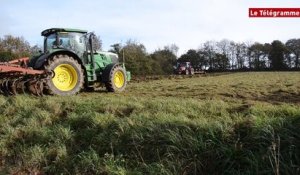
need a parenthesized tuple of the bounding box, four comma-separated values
(101, 63, 121, 82)
(33, 49, 82, 69)
(28, 54, 43, 68)
(33, 53, 50, 69)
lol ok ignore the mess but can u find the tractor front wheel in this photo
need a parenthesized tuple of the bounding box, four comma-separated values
(105, 65, 127, 92)
(45, 54, 84, 96)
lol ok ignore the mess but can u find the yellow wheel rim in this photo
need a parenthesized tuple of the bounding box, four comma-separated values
(52, 64, 78, 91)
(114, 70, 125, 88)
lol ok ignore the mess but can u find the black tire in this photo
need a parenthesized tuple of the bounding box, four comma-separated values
(44, 54, 84, 96)
(104, 65, 127, 92)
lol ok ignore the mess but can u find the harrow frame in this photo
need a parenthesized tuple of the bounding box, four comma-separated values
(0, 57, 48, 96)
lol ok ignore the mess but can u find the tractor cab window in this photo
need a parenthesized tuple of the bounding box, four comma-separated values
(44, 32, 86, 57)
(45, 33, 56, 52)
(180, 63, 186, 67)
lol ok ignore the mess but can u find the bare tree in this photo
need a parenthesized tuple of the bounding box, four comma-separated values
(244, 41, 254, 69)
(229, 41, 237, 69)
(92, 35, 102, 51)
(216, 39, 231, 69)
(164, 44, 179, 57)
(201, 41, 217, 70)
(234, 42, 247, 69)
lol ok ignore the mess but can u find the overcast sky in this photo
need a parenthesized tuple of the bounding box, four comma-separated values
(1, 0, 300, 55)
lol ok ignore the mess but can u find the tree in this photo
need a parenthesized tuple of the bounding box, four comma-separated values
(120, 40, 152, 75)
(92, 35, 102, 51)
(216, 39, 230, 69)
(164, 44, 179, 57)
(30, 44, 42, 56)
(178, 49, 199, 66)
(109, 43, 122, 55)
(245, 41, 254, 69)
(269, 40, 287, 70)
(0, 51, 16, 62)
(214, 53, 228, 70)
(201, 41, 216, 70)
(151, 47, 177, 74)
(234, 42, 247, 69)
(0, 35, 31, 61)
(285, 39, 300, 68)
(248, 42, 269, 70)
(229, 41, 237, 69)
(262, 43, 272, 68)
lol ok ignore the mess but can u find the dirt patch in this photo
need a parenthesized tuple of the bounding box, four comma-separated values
(255, 90, 300, 105)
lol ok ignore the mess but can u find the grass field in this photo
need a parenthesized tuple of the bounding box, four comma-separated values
(0, 72, 299, 174)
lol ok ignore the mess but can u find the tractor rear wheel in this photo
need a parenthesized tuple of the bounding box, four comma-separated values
(44, 54, 84, 96)
(105, 65, 127, 92)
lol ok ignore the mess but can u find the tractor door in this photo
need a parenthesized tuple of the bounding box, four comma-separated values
(82, 34, 97, 83)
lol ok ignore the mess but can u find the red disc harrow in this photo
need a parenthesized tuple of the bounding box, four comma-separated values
(0, 57, 48, 96)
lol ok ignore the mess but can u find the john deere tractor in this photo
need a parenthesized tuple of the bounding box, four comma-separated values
(0, 28, 130, 96)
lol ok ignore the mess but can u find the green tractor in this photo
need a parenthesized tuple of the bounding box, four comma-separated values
(16, 28, 130, 96)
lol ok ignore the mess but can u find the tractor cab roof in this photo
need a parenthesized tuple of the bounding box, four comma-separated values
(41, 28, 88, 36)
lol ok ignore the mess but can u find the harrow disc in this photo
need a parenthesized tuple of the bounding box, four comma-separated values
(10, 78, 20, 95)
(36, 80, 44, 96)
(0, 76, 47, 96)
(26, 79, 44, 96)
(6, 80, 14, 95)
(0, 79, 10, 96)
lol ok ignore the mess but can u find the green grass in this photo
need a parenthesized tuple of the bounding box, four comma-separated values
(0, 72, 299, 174)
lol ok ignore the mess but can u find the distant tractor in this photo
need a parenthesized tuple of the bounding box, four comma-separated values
(174, 62, 205, 75)
(174, 62, 194, 75)
(0, 28, 130, 96)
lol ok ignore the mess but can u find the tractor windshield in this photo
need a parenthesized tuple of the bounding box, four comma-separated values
(180, 63, 186, 67)
(44, 32, 86, 57)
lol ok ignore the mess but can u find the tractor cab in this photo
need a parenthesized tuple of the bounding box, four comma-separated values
(42, 28, 88, 58)
(177, 62, 191, 68)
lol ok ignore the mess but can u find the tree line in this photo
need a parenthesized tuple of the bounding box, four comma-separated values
(109, 39, 300, 75)
(0, 35, 299, 75)
(0, 35, 40, 61)
(109, 41, 178, 75)
(178, 39, 300, 71)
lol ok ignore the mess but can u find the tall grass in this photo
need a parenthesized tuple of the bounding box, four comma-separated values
(0, 72, 299, 174)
